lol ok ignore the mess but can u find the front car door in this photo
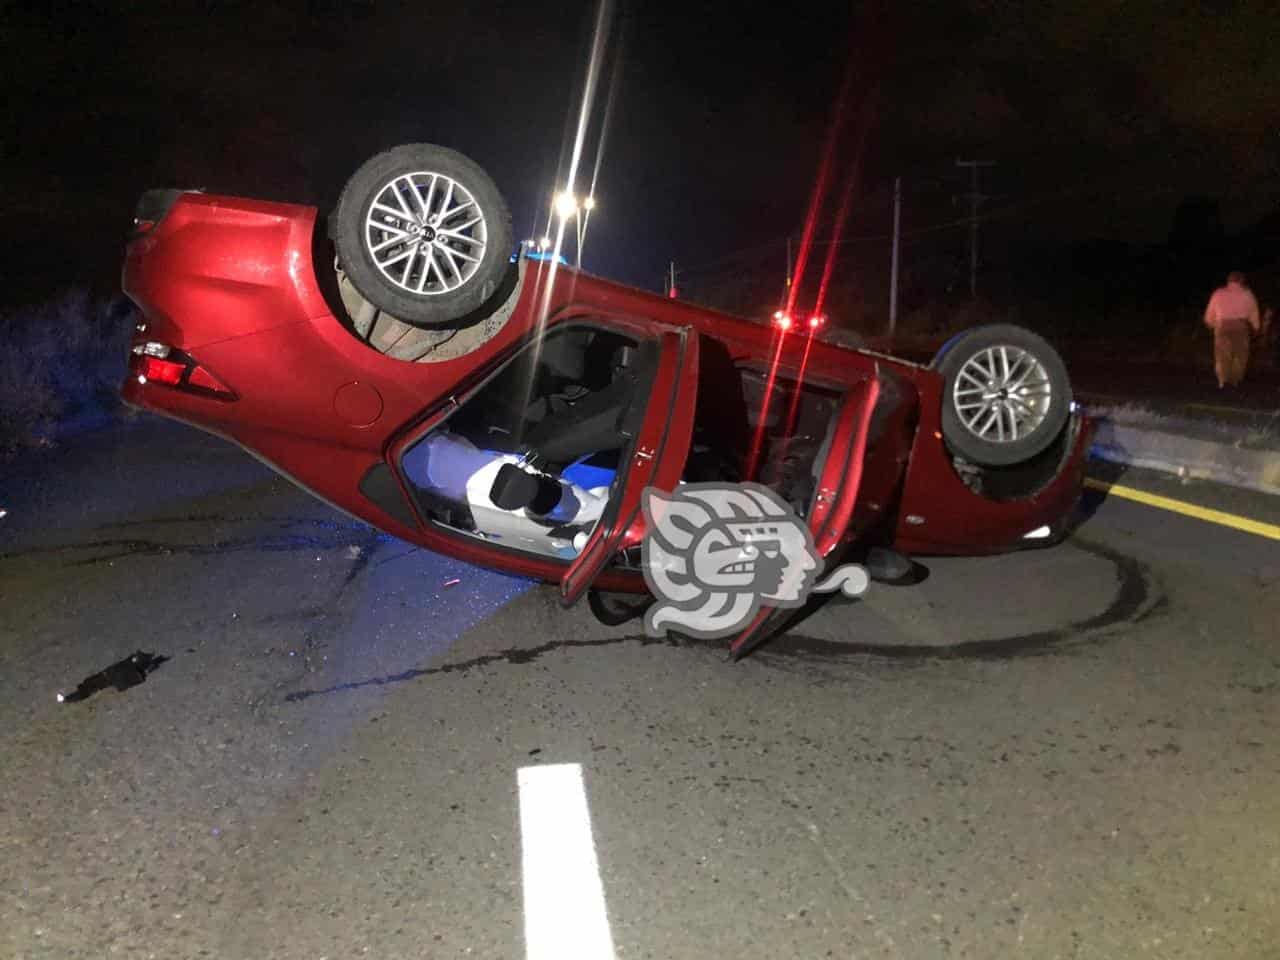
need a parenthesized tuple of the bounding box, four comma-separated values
(560, 327, 700, 605)
(728, 374, 882, 658)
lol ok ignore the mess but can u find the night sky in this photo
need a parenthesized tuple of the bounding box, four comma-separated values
(4, 0, 1278, 324)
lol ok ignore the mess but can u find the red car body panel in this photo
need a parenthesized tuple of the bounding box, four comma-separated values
(891, 371, 1090, 555)
(121, 192, 1091, 602)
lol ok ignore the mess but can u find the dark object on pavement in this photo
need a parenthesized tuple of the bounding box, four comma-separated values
(865, 547, 914, 584)
(57, 651, 169, 703)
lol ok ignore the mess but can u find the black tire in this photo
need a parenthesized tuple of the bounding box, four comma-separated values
(331, 143, 513, 328)
(587, 589, 652, 627)
(932, 324, 1071, 468)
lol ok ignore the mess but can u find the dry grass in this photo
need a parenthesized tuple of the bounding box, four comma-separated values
(0, 289, 136, 457)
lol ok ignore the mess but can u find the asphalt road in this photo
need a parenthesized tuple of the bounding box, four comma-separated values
(2, 415, 1278, 959)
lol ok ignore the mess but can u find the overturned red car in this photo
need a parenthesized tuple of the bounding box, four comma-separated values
(121, 143, 1091, 657)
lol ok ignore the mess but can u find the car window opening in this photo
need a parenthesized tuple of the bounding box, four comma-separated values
(744, 370, 842, 517)
(683, 358, 842, 518)
(400, 324, 649, 561)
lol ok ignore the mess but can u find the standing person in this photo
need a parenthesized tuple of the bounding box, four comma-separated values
(1203, 271, 1261, 388)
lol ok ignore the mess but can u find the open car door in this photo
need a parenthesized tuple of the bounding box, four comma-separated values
(559, 327, 700, 606)
(728, 374, 882, 659)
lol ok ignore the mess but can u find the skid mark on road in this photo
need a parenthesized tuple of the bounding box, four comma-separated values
(768, 538, 1160, 662)
(284, 539, 1162, 701)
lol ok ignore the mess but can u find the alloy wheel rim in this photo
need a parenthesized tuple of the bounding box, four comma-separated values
(364, 171, 487, 296)
(952, 345, 1052, 443)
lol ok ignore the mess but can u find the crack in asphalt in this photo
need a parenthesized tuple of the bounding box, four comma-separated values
(283, 537, 1162, 702)
(96, 513, 243, 528)
(282, 635, 682, 702)
(0, 517, 392, 567)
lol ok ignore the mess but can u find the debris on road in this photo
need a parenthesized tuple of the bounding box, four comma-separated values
(345, 545, 362, 559)
(57, 651, 169, 703)
(443, 577, 462, 588)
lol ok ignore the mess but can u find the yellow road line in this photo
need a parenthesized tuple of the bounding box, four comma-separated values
(1084, 478, 1280, 541)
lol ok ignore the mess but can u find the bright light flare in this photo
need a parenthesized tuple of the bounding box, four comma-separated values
(784, 319, 818, 437)
(773, 310, 792, 330)
(522, 0, 612, 445)
(554, 191, 579, 219)
(582, 196, 597, 211)
(539, 236, 552, 251)
(809, 314, 825, 328)
(745, 327, 789, 478)
(783, 37, 859, 319)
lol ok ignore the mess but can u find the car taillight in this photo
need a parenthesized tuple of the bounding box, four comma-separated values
(138, 356, 185, 385)
(186, 365, 231, 393)
(130, 343, 234, 398)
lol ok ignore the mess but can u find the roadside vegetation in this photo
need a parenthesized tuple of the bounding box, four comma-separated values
(876, 298, 1238, 368)
(0, 290, 135, 458)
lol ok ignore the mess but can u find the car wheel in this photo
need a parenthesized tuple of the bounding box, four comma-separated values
(932, 324, 1071, 468)
(331, 143, 513, 328)
(587, 589, 652, 627)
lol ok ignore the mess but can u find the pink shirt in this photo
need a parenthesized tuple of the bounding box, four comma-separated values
(1204, 282, 1260, 332)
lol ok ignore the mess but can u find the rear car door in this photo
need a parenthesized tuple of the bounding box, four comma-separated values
(728, 374, 881, 659)
(559, 328, 700, 605)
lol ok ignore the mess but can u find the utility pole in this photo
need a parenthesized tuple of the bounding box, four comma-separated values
(955, 159, 994, 298)
(889, 176, 901, 336)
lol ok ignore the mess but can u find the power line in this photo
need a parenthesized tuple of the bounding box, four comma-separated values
(678, 169, 1231, 280)
(955, 159, 995, 298)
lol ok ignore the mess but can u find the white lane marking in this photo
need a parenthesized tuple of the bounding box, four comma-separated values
(518, 763, 617, 960)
